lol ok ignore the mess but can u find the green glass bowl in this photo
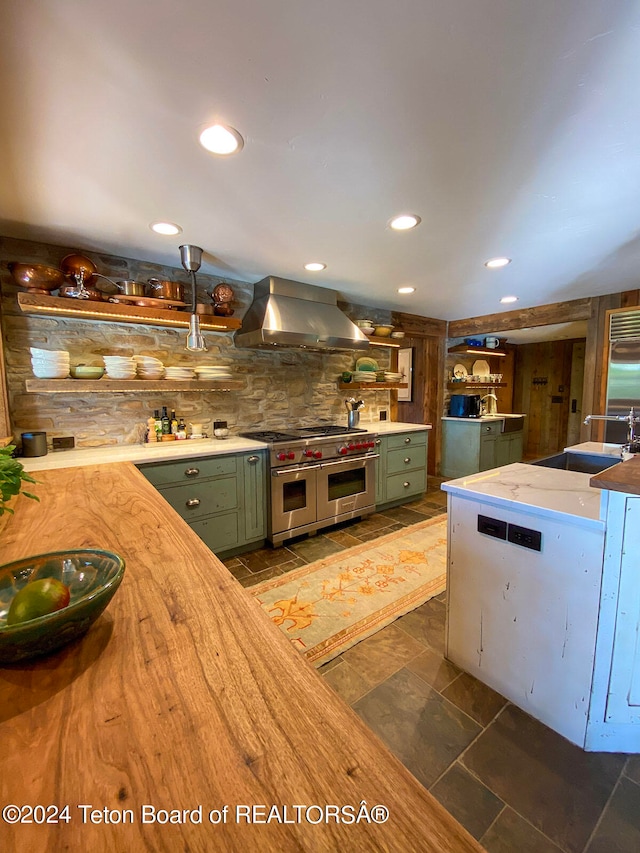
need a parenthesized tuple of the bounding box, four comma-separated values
(0, 550, 125, 664)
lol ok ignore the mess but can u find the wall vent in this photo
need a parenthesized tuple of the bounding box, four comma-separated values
(610, 310, 640, 341)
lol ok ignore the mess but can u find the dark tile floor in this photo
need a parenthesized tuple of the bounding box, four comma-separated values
(222, 478, 640, 853)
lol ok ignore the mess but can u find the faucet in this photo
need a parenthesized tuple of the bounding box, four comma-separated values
(480, 393, 498, 416)
(584, 407, 640, 457)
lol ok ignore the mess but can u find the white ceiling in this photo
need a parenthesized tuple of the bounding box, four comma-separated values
(1, 0, 639, 322)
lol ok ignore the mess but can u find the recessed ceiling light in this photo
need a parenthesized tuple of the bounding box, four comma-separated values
(485, 257, 511, 269)
(500, 295, 519, 304)
(304, 262, 326, 271)
(199, 123, 244, 155)
(397, 286, 415, 294)
(150, 221, 182, 236)
(389, 214, 421, 231)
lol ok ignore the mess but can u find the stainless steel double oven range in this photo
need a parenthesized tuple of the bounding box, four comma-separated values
(239, 425, 378, 546)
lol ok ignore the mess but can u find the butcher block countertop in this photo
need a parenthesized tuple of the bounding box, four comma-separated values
(0, 463, 479, 853)
(590, 453, 640, 495)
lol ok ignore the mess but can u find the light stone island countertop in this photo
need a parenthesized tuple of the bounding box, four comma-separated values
(20, 422, 432, 472)
(563, 441, 623, 458)
(442, 461, 604, 531)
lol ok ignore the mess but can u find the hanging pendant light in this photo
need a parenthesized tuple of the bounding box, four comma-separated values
(179, 244, 207, 352)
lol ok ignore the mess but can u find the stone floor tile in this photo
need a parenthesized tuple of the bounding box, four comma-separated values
(395, 597, 447, 653)
(237, 565, 284, 587)
(586, 777, 640, 853)
(320, 658, 372, 705)
(623, 756, 640, 784)
(238, 545, 299, 573)
(481, 807, 564, 853)
(405, 646, 462, 692)
(462, 704, 627, 853)
(323, 529, 362, 549)
(430, 762, 504, 840)
(317, 656, 342, 674)
(351, 523, 405, 542)
(223, 561, 252, 581)
(375, 505, 433, 526)
(353, 667, 481, 789)
(441, 671, 508, 726)
(341, 623, 425, 688)
(287, 535, 346, 563)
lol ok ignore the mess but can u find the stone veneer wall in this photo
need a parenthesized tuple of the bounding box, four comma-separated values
(1, 236, 392, 447)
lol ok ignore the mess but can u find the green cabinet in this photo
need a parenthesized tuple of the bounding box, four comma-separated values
(441, 419, 523, 478)
(138, 450, 266, 558)
(376, 430, 428, 508)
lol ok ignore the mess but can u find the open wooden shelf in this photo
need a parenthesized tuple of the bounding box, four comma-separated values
(447, 382, 507, 389)
(365, 335, 404, 348)
(17, 292, 241, 332)
(25, 379, 244, 394)
(338, 382, 408, 390)
(447, 343, 507, 356)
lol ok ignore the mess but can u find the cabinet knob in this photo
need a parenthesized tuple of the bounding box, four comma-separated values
(403, 481, 410, 488)
(404, 457, 411, 464)
(484, 427, 491, 432)
(185, 467, 200, 477)
(375, 439, 381, 445)
(186, 498, 201, 507)
(247, 455, 259, 464)
(404, 437, 411, 444)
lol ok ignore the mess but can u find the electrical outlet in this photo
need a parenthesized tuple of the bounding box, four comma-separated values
(52, 436, 75, 451)
(379, 410, 388, 421)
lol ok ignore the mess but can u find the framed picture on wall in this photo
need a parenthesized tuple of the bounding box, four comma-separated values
(397, 347, 413, 402)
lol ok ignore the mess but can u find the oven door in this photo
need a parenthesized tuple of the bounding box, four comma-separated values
(270, 464, 319, 538)
(316, 454, 377, 522)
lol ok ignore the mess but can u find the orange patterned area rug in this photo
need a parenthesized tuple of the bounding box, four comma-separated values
(251, 516, 447, 667)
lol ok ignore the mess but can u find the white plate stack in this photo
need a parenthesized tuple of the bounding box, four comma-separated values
(103, 355, 137, 379)
(194, 364, 233, 381)
(352, 370, 377, 382)
(30, 347, 70, 379)
(133, 355, 165, 379)
(384, 371, 404, 382)
(164, 366, 195, 380)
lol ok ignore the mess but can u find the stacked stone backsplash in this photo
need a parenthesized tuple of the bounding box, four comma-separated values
(1, 236, 392, 447)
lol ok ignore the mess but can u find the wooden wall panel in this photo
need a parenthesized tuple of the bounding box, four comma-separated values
(448, 298, 592, 337)
(513, 339, 579, 458)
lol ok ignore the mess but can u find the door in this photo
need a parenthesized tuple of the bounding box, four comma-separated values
(316, 457, 376, 521)
(270, 465, 318, 537)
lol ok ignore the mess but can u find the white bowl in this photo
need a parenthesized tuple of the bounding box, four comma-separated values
(390, 331, 405, 339)
(30, 347, 69, 358)
(360, 327, 375, 336)
(32, 367, 69, 379)
(31, 356, 70, 365)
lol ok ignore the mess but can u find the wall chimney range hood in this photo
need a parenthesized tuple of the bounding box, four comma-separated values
(234, 276, 370, 351)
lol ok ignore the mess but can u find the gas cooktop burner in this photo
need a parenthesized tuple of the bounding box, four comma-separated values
(240, 425, 368, 443)
(296, 425, 368, 437)
(239, 430, 300, 442)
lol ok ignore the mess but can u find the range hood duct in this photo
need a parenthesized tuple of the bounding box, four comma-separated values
(234, 276, 370, 351)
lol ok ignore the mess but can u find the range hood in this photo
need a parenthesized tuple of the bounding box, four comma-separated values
(234, 276, 370, 351)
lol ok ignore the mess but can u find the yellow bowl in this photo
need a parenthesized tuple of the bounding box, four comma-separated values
(374, 325, 394, 337)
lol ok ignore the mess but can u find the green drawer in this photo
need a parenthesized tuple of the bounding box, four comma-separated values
(386, 469, 427, 502)
(190, 512, 240, 554)
(479, 421, 501, 436)
(386, 430, 428, 450)
(158, 477, 238, 520)
(139, 454, 237, 487)
(386, 445, 427, 476)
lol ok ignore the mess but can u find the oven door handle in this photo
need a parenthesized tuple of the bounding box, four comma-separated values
(319, 454, 379, 468)
(272, 464, 321, 477)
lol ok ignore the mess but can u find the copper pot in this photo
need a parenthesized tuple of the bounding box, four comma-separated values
(60, 253, 97, 285)
(58, 285, 104, 302)
(147, 278, 185, 301)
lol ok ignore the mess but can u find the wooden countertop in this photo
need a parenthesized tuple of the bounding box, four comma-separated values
(590, 453, 640, 495)
(0, 464, 481, 852)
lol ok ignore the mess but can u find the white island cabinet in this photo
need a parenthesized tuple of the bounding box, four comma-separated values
(442, 455, 640, 751)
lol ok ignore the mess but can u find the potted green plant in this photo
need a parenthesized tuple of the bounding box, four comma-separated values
(0, 445, 39, 515)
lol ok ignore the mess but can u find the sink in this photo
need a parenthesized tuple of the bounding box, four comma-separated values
(484, 413, 525, 433)
(530, 451, 619, 474)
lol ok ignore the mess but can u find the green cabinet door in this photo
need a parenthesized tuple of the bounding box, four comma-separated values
(375, 435, 388, 504)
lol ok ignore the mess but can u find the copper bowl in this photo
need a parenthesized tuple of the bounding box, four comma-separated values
(60, 253, 97, 285)
(8, 263, 66, 294)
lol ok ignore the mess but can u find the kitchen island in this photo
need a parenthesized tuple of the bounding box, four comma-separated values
(442, 453, 640, 752)
(0, 462, 479, 852)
